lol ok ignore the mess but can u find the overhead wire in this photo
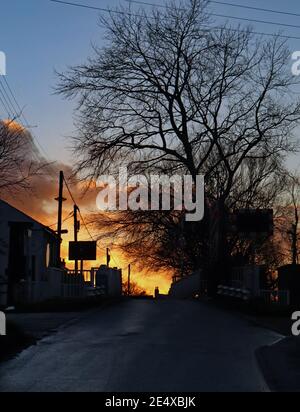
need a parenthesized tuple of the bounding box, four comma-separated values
(128, 0, 300, 19)
(49, 0, 300, 41)
(62, 174, 126, 268)
(62, 174, 99, 245)
(1, 76, 58, 176)
(126, 0, 300, 31)
(48, 211, 74, 228)
(209, 1, 300, 19)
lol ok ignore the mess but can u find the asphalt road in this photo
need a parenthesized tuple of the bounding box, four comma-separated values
(0, 299, 282, 392)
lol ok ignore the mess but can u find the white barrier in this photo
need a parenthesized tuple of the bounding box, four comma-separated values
(217, 285, 251, 301)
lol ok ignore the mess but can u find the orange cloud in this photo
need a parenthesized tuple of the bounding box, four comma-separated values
(1, 122, 172, 295)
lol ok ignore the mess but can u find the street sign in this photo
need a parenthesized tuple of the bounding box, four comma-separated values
(69, 241, 97, 260)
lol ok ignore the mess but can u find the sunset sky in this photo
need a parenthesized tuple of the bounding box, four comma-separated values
(1, 0, 300, 293)
(1, 0, 300, 164)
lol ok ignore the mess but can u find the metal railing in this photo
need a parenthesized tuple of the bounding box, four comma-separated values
(217, 284, 251, 301)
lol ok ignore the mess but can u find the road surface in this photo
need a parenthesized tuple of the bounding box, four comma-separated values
(0, 299, 281, 392)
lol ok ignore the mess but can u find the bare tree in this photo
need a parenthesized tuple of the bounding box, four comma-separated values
(122, 280, 146, 296)
(277, 171, 300, 265)
(0, 118, 44, 193)
(90, 208, 207, 276)
(57, 0, 299, 185)
(57, 0, 300, 283)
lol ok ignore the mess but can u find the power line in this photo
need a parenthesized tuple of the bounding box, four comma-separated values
(0, 76, 58, 172)
(1, 76, 58, 176)
(49, 0, 149, 17)
(62, 175, 98, 244)
(0, 92, 9, 117)
(211, 13, 300, 30)
(0, 79, 45, 165)
(106, 244, 130, 271)
(49, 0, 300, 41)
(0, 78, 20, 116)
(110, 250, 128, 271)
(126, 0, 300, 31)
(62, 175, 77, 205)
(209, 1, 300, 19)
(62, 174, 124, 265)
(0, 79, 16, 117)
(48, 211, 74, 227)
(130, 0, 300, 19)
(211, 27, 300, 41)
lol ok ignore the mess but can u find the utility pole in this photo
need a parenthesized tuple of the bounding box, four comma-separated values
(127, 264, 131, 296)
(106, 248, 110, 267)
(55, 171, 65, 267)
(74, 204, 79, 276)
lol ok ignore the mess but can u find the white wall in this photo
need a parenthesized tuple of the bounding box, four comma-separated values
(0, 200, 57, 305)
(96, 265, 122, 297)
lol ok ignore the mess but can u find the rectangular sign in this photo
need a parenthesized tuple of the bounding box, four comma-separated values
(68, 241, 97, 261)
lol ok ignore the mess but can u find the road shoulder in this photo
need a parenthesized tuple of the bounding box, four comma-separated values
(256, 336, 300, 392)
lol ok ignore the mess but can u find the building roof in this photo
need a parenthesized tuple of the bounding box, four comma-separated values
(0, 198, 58, 238)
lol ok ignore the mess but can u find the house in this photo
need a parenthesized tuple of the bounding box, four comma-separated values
(0, 199, 63, 307)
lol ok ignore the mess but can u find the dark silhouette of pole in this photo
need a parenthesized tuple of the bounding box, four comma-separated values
(56, 171, 64, 267)
(106, 248, 110, 267)
(74, 204, 79, 276)
(127, 264, 131, 296)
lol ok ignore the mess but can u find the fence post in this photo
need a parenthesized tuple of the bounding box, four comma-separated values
(0, 311, 6, 336)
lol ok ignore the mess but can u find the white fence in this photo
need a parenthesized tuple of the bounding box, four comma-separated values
(62, 272, 85, 299)
(217, 265, 291, 306)
(1, 266, 122, 306)
(14, 269, 90, 304)
(217, 285, 251, 301)
(217, 284, 290, 306)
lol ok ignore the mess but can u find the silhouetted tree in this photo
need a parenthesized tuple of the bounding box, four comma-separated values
(0, 118, 43, 193)
(90, 209, 208, 276)
(277, 171, 300, 265)
(57, 0, 300, 285)
(122, 280, 146, 296)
